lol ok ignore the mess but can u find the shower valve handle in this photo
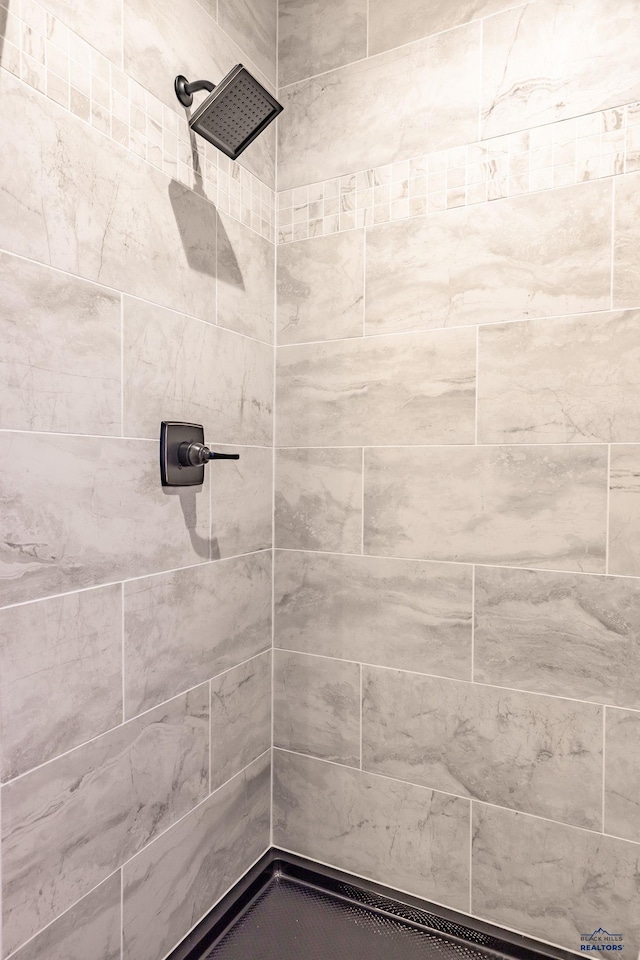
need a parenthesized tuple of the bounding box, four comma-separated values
(177, 441, 240, 467)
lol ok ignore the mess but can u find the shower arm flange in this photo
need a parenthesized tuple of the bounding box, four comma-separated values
(174, 75, 216, 108)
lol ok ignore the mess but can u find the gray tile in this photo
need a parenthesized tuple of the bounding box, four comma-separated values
(211, 652, 271, 790)
(123, 753, 270, 960)
(276, 231, 364, 345)
(1, 687, 209, 957)
(37, 0, 122, 62)
(364, 445, 607, 571)
(475, 566, 640, 709)
(278, 0, 367, 87)
(123, 297, 273, 445)
(277, 24, 480, 190)
(0, 585, 122, 782)
(365, 181, 612, 335)
(275, 551, 472, 679)
(124, 552, 271, 718)
(274, 651, 360, 765)
(11, 873, 121, 960)
(218, 0, 277, 83)
(276, 328, 476, 446)
(211, 446, 273, 558)
(0, 252, 120, 435)
(0, 73, 218, 321)
(609, 445, 640, 576)
(482, 0, 640, 139)
(472, 804, 640, 953)
(369, 0, 516, 56)
(478, 311, 640, 444)
(273, 750, 470, 909)
(363, 668, 603, 829)
(605, 707, 640, 843)
(275, 448, 362, 553)
(0, 432, 210, 607)
(614, 171, 640, 308)
(217, 212, 275, 343)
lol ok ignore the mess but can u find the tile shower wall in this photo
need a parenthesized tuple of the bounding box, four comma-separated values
(273, 0, 640, 955)
(0, 0, 274, 957)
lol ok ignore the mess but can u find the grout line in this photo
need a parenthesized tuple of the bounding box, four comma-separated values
(361, 448, 365, 555)
(469, 800, 473, 915)
(209, 679, 212, 796)
(471, 565, 476, 682)
(605, 444, 611, 575)
(359, 663, 363, 770)
(602, 706, 607, 833)
(120, 295, 124, 436)
(121, 583, 126, 724)
(120, 867, 124, 960)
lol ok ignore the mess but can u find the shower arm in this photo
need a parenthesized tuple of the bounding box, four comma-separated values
(175, 75, 215, 108)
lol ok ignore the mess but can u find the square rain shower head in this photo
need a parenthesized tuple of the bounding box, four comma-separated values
(189, 64, 283, 160)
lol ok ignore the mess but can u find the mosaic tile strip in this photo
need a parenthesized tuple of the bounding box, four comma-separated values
(277, 104, 636, 244)
(0, 0, 275, 242)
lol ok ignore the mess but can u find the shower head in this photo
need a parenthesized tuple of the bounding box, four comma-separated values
(174, 65, 283, 160)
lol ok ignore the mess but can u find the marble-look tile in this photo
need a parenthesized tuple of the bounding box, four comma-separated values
(0, 253, 121, 436)
(1, 687, 209, 957)
(277, 23, 480, 191)
(274, 651, 360, 765)
(276, 328, 476, 446)
(217, 212, 274, 343)
(273, 750, 470, 909)
(37, 0, 122, 63)
(123, 753, 270, 960)
(0, 73, 217, 321)
(210, 652, 271, 790)
(609, 445, 640, 576)
(211, 445, 272, 558)
(0, 432, 210, 607)
(605, 708, 640, 842)
(475, 566, 640, 709)
(276, 231, 364, 345)
(124, 552, 271, 718)
(275, 448, 362, 553)
(364, 445, 607, 571)
(613, 172, 640, 308)
(218, 0, 277, 83)
(472, 804, 640, 954)
(369, 0, 516, 56)
(0, 585, 122, 782)
(365, 180, 612, 335)
(479, 311, 640, 443)
(363, 668, 603, 828)
(122, 297, 273, 445)
(11, 873, 121, 960)
(482, 0, 640, 140)
(278, 0, 367, 87)
(275, 551, 472, 679)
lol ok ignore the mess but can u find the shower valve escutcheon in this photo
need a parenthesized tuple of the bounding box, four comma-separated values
(160, 421, 239, 487)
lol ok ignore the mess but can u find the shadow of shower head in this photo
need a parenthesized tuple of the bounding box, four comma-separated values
(174, 65, 283, 160)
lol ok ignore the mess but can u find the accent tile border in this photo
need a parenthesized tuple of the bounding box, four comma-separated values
(0, 0, 275, 242)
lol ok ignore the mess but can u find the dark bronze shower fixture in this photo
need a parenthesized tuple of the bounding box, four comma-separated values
(160, 421, 239, 487)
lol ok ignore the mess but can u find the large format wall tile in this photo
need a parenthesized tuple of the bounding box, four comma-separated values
(275, 551, 473, 679)
(210, 446, 273, 558)
(218, 0, 277, 84)
(482, 0, 640, 139)
(0, 253, 121, 436)
(124, 552, 272, 718)
(210, 652, 271, 790)
(1, 686, 209, 957)
(123, 753, 270, 960)
(37, 0, 122, 62)
(364, 445, 607, 571)
(273, 750, 470, 909)
(609, 445, 640, 576)
(278, 0, 367, 86)
(276, 231, 364, 345)
(369, 0, 515, 56)
(0, 433, 210, 607)
(217, 212, 275, 343)
(275, 448, 362, 553)
(0, 74, 218, 321)
(605, 708, 640, 843)
(614, 171, 640, 308)
(0, 585, 122, 782)
(363, 668, 602, 828)
(365, 181, 612, 335)
(277, 23, 480, 190)
(276, 329, 476, 446)
(478, 311, 640, 444)
(475, 567, 640, 709)
(472, 804, 640, 953)
(123, 298, 273, 445)
(274, 651, 360, 765)
(11, 873, 121, 960)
